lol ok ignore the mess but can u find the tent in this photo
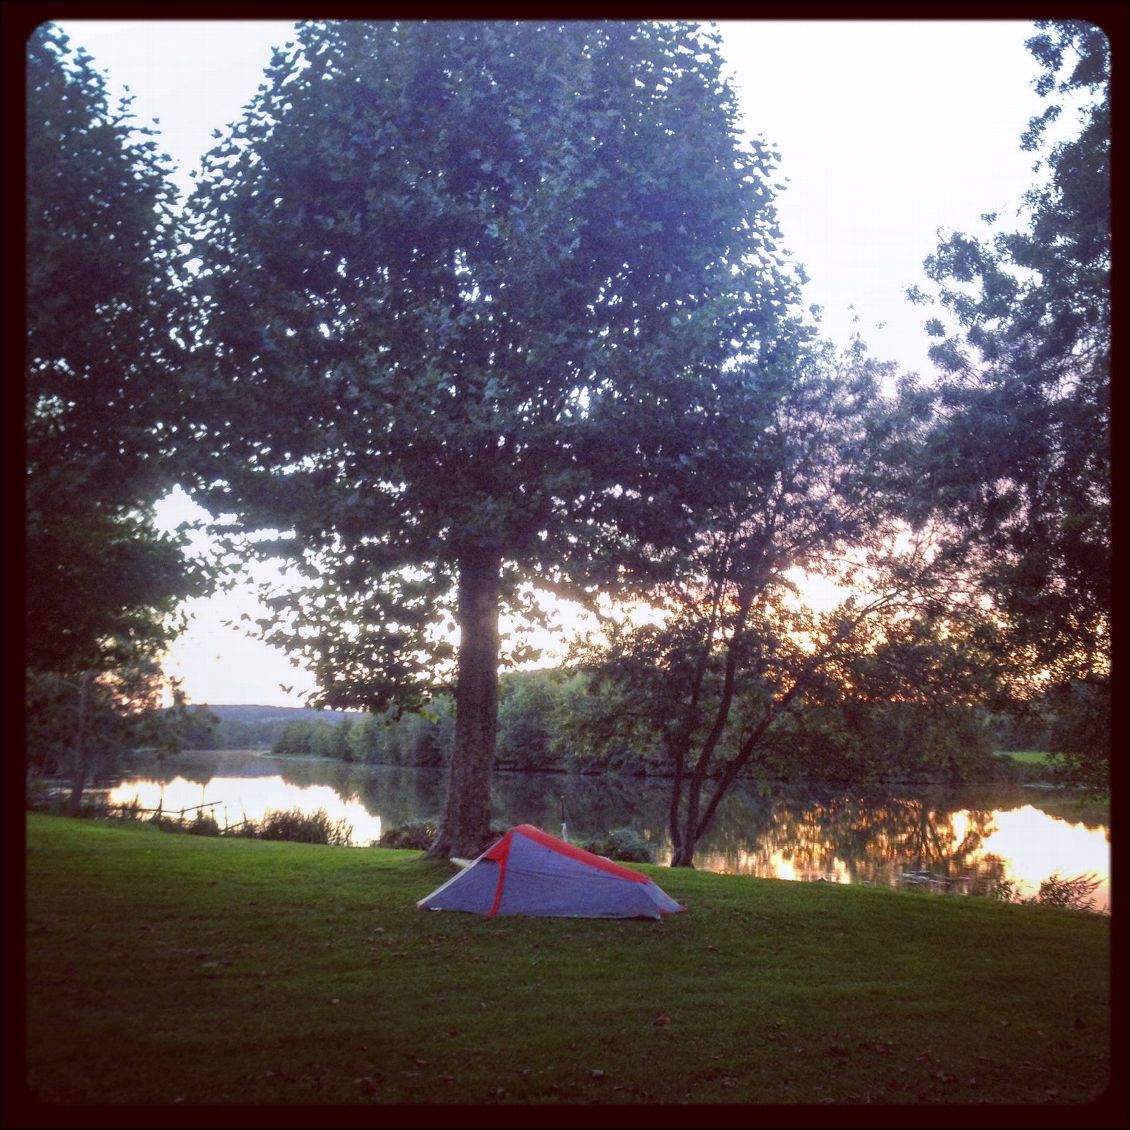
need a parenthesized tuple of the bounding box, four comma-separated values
(418, 824, 685, 919)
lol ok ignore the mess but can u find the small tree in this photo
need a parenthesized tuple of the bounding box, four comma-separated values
(27, 652, 191, 814)
(496, 672, 560, 771)
(572, 334, 989, 866)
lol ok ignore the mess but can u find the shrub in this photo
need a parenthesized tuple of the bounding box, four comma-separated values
(1035, 872, 1101, 912)
(253, 808, 353, 846)
(991, 871, 1104, 913)
(378, 819, 508, 853)
(577, 827, 654, 864)
(186, 810, 221, 836)
(379, 818, 438, 851)
(111, 796, 144, 822)
(224, 820, 259, 839)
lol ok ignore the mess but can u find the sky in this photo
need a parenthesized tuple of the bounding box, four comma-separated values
(52, 18, 1049, 707)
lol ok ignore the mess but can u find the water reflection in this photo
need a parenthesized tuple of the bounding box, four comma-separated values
(684, 791, 1110, 912)
(104, 752, 1110, 912)
(108, 773, 383, 847)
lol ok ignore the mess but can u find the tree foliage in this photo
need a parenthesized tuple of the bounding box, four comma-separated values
(908, 19, 1110, 686)
(906, 19, 1111, 791)
(26, 655, 194, 814)
(185, 20, 796, 855)
(568, 334, 988, 865)
(26, 25, 204, 678)
(25, 26, 212, 809)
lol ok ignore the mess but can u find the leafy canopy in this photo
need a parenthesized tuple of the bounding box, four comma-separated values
(908, 19, 1110, 687)
(185, 20, 796, 711)
(26, 25, 206, 677)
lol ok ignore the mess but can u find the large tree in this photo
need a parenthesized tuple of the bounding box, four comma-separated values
(185, 20, 794, 856)
(26, 24, 203, 679)
(26, 26, 209, 807)
(908, 19, 1111, 788)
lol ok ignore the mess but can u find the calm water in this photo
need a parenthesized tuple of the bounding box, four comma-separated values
(104, 749, 1111, 912)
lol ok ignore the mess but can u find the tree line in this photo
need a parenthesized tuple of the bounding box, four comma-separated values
(265, 667, 1068, 787)
(25, 19, 1110, 864)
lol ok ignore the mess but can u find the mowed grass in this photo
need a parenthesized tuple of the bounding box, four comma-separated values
(994, 751, 1052, 765)
(23, 813, 1111, 1108)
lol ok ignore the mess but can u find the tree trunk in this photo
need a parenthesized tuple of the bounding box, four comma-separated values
(670, 834, 698, 868)
(66, 671, 92, 817)
(669, 771, 702, 867)
(667, 766, 685, 867)
(431, 547, 501, 859)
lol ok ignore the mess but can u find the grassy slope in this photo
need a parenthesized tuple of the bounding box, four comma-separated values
(23, 814, 1111, 1108)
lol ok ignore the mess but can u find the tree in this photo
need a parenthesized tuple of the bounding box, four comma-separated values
(570, 334, 987, 866)
(25, 25, 208, 802)
(907, 20, 1111, 786)
(496, 671, 560, 772)
(26, 25, 204, 675)
(26, 652, 194, 814)
(185, 20, 794, 856)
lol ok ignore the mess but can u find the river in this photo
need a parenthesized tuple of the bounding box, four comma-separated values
(101, 749, 1111, 912)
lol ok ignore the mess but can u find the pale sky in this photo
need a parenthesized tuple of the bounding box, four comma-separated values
(52, 19, 1047, 707)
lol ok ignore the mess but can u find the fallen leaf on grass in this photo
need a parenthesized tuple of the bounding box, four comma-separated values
(654, 1014, 670, 1026)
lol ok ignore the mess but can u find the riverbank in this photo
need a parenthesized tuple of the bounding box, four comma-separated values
(20, 813, 1113, 1113)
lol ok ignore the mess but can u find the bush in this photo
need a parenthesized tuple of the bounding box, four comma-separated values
(1035, 872, 1102, 912)
(111, 796, 144, 822)
(992, 871, 1103, 914)
(186, 810, 221, 836)
(378, 819, 508, 853)
(253, 808, 353, 846)
(379, 818, 438, 851)
(577, 827, 654, 864)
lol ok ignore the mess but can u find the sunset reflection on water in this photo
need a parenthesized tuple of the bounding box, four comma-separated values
(107, 763, 1109, 913)
(108, 775, 383, 847)
(677, 802, 1109, 912)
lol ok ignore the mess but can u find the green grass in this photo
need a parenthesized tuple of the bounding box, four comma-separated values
(22, 813, 1112, 1108)
(993, 750, 1052, 765)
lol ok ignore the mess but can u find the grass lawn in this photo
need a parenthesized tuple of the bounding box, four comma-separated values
(994, 751, 1052, 765)
(20, 813, 1113, 1111)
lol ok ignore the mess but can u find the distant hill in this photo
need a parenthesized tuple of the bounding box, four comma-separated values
(175, 703, 365, 750)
